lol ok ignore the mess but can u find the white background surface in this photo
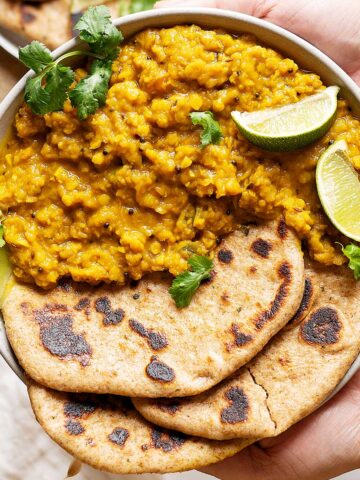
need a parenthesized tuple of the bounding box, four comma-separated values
(0, 357, 358, 480)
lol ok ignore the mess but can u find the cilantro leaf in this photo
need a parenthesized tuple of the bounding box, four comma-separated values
(0, 224, 5, 248)
(130, 0, 156, 13)
(169, 255, 213, 308)
(69, 58, 112, 120)
(74, 5, 123, 59)
(19, 41, 53, 74)
(342, 243, 360, 280)
(190, 111, 223, 149)
(24, 76, 52, 116)
(45, 65, 75, 110)
(24, 65, 74, 116)
(19, 5, 123, 119)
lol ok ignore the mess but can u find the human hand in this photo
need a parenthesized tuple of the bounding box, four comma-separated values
(152, 2, 360, 478)
(154, 0, 360, 84)
(199, 369, 360, 480)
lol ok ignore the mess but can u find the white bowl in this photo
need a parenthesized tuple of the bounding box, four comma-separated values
(0, 8, 359, 395)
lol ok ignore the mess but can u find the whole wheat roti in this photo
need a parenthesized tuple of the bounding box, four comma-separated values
(0, 0, 122, 50)
(0, 0, 71, 50)
(27, 382, 251, 474)
(3, 220, 304, 397)
(133, 260, 360, 439)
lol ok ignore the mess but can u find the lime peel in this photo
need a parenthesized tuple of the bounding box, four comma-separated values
(231, 86, 339, 151)
(316, 139, 360, 242)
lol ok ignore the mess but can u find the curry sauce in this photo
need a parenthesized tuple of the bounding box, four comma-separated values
(1, 25, 359, 288)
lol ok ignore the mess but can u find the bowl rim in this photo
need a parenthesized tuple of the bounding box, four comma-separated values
(0, 7, 359, 395)
(1, 7, 360, 117)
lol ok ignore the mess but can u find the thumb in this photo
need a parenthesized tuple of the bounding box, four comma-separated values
(154, 0, 268, 15)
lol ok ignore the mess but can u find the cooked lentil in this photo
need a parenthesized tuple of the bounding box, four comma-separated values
(0, 25, 359, 288)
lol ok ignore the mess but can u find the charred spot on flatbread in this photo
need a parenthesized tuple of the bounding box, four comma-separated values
(217, 249, 233, 264)
(277, 218, 288, 240)
(75, 298, 90, 311)
(278, 262, 291, 280)
(288, 277, 313, 327)
(65, 419, 85, 436)
(255, 262, 291, 329)
(230, 324, 253, 349)
(35, 305, 91, 365)
(95, 297, 124, 326)
(301, 307, 342, 345)
(146, 356, 175, 382)
(108, 428, 129, 447)
(251, 239, 272, 258)
(58, 277, 72, 292)
(149, 429, 186, 452)
(129, 319, 168, 351)
(221, 386, 249, 424)
(157, 399, 182, 415)
(64, 400, 97, 419)
(20, 4, 36, 24)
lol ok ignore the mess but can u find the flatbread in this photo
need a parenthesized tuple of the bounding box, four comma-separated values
(134, 368, 276, 439)
(0, 0, 72, 50)
(27, 382, 251, 474)
(0, 0, 122, 51)
(71, 1, 126, 26)
(133, 261, 360, 439)
(3, 220, 304, 397)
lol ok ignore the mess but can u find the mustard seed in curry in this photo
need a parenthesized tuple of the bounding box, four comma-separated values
(1, 25, 360, 288)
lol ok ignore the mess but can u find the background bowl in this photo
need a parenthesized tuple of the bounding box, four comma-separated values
(1, 8, 360, 395)
(0, 28, 22, 58)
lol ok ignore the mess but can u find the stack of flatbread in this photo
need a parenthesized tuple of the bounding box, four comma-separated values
(2, 218, 360, 474)
(0, 0, 127, 50)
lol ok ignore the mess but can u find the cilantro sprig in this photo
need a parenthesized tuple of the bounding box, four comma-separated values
(190, 111, 223, 149)
(169, 255, 213, 308)
(19, 6, 123, 120)
(342, 243, 360, 280)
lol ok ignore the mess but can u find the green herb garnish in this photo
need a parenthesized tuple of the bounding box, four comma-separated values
(117, 0, 156, 16)
(0, 224, 5, 248)
(19, 6, 123, 119)
(342, 243, 360, 280)
(128, 0, 156, 13)
(69, 58, 113, 120)
(190, 111, 223, 148)
(74, 5, 122, 59)
(169, 255, 213, 308)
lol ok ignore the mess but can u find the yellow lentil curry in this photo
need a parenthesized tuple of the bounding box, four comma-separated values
(1, 25, 359, 288)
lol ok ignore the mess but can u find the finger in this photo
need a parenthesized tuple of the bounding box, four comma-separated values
(202, 370, 360, 480)
(154, 0, 258, 14)
(201, 443, 279, 480)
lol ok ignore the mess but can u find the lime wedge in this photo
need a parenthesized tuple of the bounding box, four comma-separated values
(231, 86, 339, 151)
(316, 140, 360, 241)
